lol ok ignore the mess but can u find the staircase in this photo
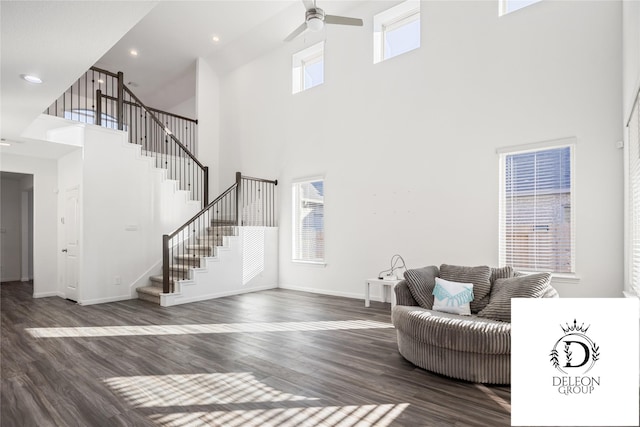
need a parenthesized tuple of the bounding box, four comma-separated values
(136, 221, 236, 304)
(46, 67, 278, 307)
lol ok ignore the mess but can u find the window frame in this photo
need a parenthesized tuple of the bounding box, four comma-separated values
(625, 90, 640, 295)
(292, 41, 325, 94)
(291, 177, 326, 265)
(497, 138, 577, 281)
(373, 0, 421, 64)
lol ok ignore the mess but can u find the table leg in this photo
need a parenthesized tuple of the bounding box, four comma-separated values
(365, 281, 370, 307)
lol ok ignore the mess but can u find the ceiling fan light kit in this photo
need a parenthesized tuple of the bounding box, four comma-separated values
(285, 0, 364, 42)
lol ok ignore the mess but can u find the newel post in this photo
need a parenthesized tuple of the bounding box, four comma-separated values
(162, 234, 170, 293)
(235, 172, 242, 226)
(116, 71, 124, 131)
(95, 90, 102, 126)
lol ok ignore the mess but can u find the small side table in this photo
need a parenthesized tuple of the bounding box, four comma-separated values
(365, 278, 402, 308)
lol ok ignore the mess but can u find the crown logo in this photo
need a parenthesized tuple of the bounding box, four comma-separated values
(560, 319, 590, 334)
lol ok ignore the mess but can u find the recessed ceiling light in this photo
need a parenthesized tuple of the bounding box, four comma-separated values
(97, 79, 105, 84)
(21, 74, 43, 84)
(0, 142, 11, 147)
(130, 49, 138, 57)
(212, 35, 220, 43)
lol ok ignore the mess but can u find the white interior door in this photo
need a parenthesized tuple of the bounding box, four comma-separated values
(64, 188, 79, 302)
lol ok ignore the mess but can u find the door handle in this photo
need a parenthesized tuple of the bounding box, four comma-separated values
(61, 249, 68, 253)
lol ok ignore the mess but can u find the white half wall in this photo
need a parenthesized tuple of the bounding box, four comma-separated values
(0, 154, 58, 297)
(219, 0, 623, 300)
(161, 227, 278, 306)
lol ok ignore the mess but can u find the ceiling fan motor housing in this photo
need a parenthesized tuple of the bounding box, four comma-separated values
(306, 7, 325, 22)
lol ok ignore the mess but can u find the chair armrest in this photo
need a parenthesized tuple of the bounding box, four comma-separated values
(394, 280, 419, 306)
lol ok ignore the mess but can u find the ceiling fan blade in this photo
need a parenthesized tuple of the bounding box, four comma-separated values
(285, 22, 308, 42)
(302, 0, 315, 10)
(324, 15, 363, 26)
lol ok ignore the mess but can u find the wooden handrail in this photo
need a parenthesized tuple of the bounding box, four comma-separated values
(162, 173, 278, 293)
(122, 86, 206, 171)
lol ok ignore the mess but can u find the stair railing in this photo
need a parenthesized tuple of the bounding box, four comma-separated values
(117, 86, 207, 206)
(45, 67, 206, 206)
(162, 173, 278, 293)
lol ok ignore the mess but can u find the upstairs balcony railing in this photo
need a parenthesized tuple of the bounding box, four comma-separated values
(163, 172, 278, 293)
(45, 67, 207, 206)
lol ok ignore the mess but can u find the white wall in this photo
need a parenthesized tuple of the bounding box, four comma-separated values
(0, 154, 58, 297)
(168, 96, 196, 120)
(196, 57, 222, 197)
(219, 0, 623, 299)
(79, 125, 201, 304)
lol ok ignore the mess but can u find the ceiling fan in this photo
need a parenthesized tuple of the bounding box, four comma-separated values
(285, 0, 364, 42)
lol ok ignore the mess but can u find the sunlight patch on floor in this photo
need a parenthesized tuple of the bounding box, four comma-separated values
(104, 372, 317, 407)
(475, 383, 510, 412)
(148, 403, 409, 427)
(26, 319, 394, 338)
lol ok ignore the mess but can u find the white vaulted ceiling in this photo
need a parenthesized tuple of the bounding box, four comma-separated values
(0, 0, 369, 156)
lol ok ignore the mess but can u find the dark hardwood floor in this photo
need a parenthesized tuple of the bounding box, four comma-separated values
(1, 281, 510, 426)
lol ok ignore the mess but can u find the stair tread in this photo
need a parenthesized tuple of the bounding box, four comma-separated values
(137, 285, 163, 296)
(149, 275, 180, 284)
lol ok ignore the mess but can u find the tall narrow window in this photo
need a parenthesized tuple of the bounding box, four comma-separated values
(292, 179, 325, 263)
(373, 0, 420, 64)
(627, 97, 640, 293)
(499, 141, 575, 274)
(292, 41, 324, 94)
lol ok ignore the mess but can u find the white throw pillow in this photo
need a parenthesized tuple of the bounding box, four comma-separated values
(432, 277, 474, 316)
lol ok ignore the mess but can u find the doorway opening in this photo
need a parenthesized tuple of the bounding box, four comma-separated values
(0, 172, 34, 284)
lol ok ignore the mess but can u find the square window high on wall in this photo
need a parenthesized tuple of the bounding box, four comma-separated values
(498, 139, 576, 275)
(373, 0, 420, 64)
(292, 178, 325, 263)
(292, 41, 324, 94)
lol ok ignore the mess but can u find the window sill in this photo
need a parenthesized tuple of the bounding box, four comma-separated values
(551, 273, 580, 286)
(292, 260, 327, 267)
(517, 271, 579, 286)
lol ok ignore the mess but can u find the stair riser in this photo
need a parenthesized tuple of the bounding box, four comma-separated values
(196, 237, 224, 246)
(205, 226, 236, 235)
(137, 291, 160, 305)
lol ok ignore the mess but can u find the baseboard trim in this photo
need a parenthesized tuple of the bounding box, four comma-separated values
(79, 294, 133, 306)
(33, 291, 61, 298)
(161, 284, 277, 307)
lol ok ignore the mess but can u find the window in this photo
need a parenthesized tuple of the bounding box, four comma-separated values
(292, 179, 325, 263)
(499, 0, 542, 16)
(373, 0, 420, 64)
(627, 95, 640, 294)
(292, 41, 324, 94)
(498, 141, 575, 274)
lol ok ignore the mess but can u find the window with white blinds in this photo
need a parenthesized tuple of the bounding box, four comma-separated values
(499, 143, 575, 273)
(292, 179, 325, 263)
(628, 99, 640, 293)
